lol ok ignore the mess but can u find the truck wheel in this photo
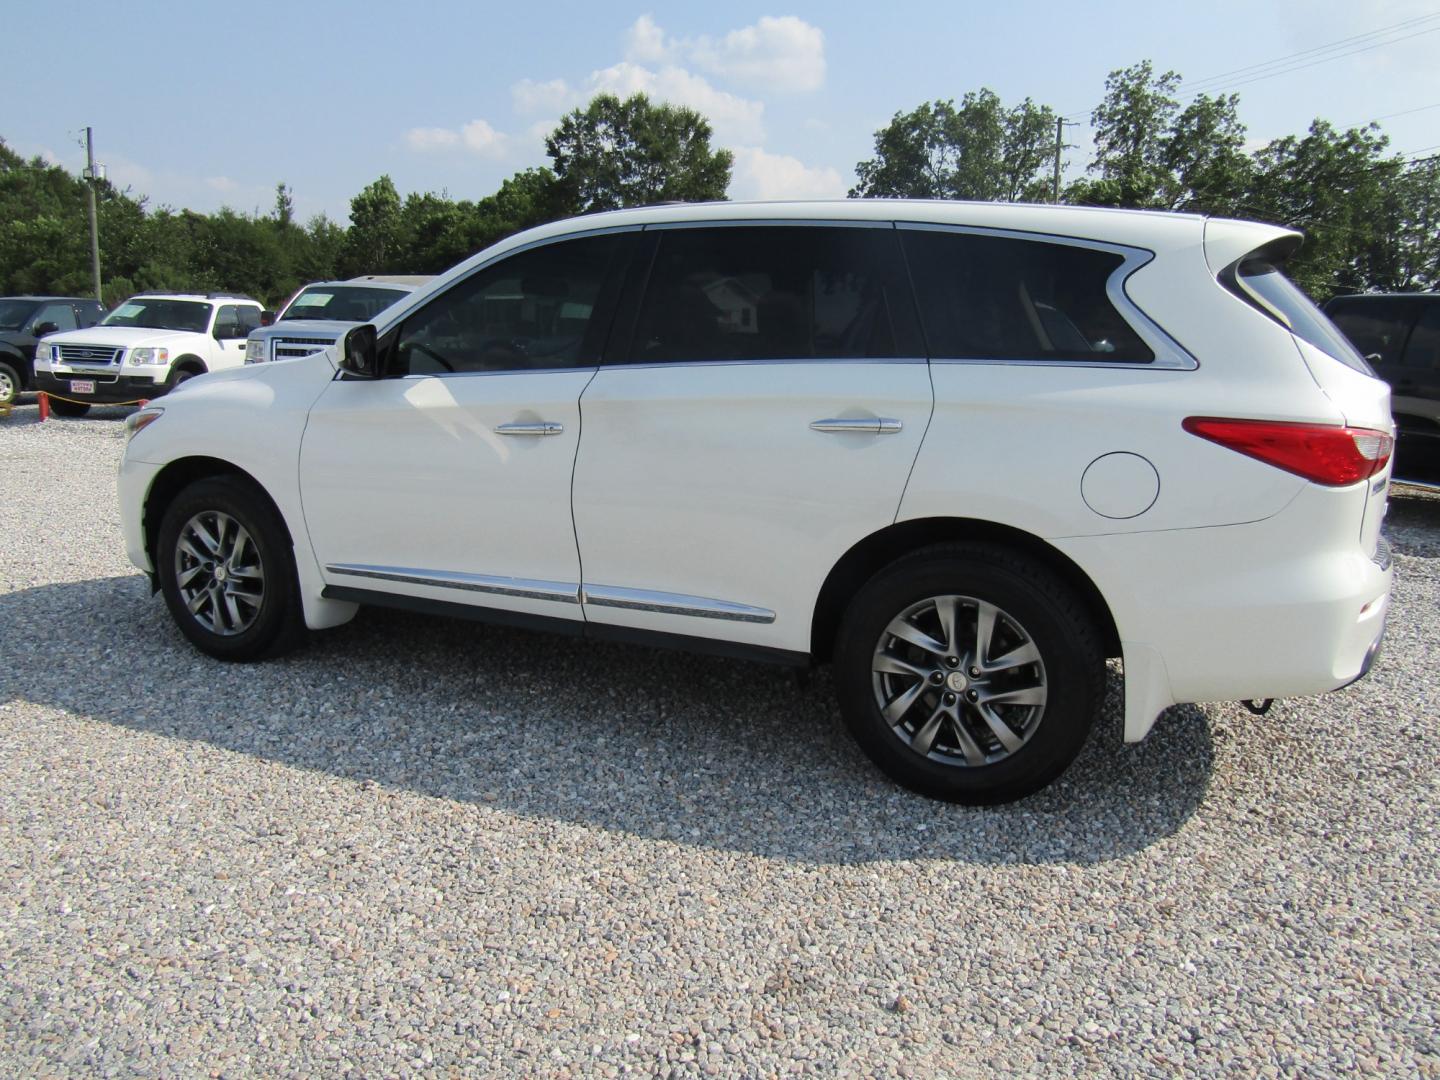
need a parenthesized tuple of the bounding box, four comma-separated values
(156, 477, 305, 661)
(0, 361, 19, 406)
(834, 543, 1104, 805)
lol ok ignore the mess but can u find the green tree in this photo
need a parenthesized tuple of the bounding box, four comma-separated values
(851, 91, 1060, 202)
(1244, 121, 1405, 297)
(1069, 61, 1251, 213)
(342, 175, 402, 274)
(546, 93, 732, 213)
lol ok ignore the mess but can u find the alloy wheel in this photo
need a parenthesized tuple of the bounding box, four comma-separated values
(173, 510, 266, 636)
(871, 594, 1048, 767)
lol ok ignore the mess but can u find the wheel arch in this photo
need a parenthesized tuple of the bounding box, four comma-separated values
(171, 354, 208, 377)
(142, 456, 292, 573)
(810, 517, 1121, 662)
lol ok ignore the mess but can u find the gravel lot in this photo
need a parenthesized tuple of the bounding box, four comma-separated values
(1, 401, 1436, 1077)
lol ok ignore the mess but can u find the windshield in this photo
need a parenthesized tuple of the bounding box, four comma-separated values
(279, 285, 408, 322)
(102, 299, 212, 333)
(0, 299, 39, 331)
(1234, 262, 1374, 374)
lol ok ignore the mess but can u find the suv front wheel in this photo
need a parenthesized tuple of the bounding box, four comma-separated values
(834, 544, 1104, 804)
(156, 478, 304, 660)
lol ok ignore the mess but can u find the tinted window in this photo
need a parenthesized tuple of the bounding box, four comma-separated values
(0, 300, 37, 331)
(1235, 262, 1371, 373)
(397, 234, 621, 375)
(280, 285, 408, 322)
(1326, 299, 1419, 368)
(1405, 304, 1440, 371)
(236, 306, 262, 334)
(901, 229, 1153, 363)
(33, 303, 78, 332)
(102, 299, 211, 333)
(215, 305, 244, 337)
(627, 226, 920, 363)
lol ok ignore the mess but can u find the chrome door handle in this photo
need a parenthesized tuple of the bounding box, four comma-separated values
(495, 421, 564, 437)
(809, 417, 903, 435)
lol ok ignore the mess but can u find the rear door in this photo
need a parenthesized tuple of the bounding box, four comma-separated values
(571, 223, 932, 654)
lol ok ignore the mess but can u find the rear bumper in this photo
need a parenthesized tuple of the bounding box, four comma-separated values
(1054, 483, 1394, 740)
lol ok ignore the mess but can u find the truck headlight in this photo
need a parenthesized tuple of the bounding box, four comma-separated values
(245, 338, 265, 363)
(130, 347, 169, 366)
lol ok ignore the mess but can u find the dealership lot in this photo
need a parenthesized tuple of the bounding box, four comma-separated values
(1, 404, 1436, 1076)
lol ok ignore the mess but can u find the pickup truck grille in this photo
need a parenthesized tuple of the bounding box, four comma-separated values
(56, 344, 122, 366)
(272, 336, 334, 361)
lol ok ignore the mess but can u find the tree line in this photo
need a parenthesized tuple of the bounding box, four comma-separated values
(2, 62, 1435, 309)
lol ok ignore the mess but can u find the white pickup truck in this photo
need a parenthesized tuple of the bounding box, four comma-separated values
(244, 276, 430, 365)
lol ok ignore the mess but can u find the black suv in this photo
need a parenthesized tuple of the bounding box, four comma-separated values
(0, 296, 108, 406)
(1324, 293, 1440, 487)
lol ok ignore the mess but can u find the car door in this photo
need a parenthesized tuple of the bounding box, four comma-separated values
(300, 231, 631, 625)
(571, 223, 933, 655)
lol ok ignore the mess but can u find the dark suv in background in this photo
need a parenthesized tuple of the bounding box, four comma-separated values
(1324, 293, 1440, 487)
(0, 296, 108, 405)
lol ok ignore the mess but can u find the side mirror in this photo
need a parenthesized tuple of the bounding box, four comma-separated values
(340, 324, 381, 378)
(260, 310, 275, 327)
(33, 322, 59, 337)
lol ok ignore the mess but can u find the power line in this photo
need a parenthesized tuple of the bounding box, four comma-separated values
(1176, 13, 1440, 95)
(1062, 13, 1440, 121)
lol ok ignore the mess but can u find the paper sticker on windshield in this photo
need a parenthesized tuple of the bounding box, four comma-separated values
(113, 302, 145, 318)
(291, 292, 333, 308)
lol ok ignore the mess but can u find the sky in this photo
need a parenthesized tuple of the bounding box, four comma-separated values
(6, 0, 1439, 225)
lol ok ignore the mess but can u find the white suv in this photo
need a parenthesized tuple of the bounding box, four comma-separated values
(244, 276, 430, 366)
(117, 201, 1395, 803)
(35, 293, 263, 416)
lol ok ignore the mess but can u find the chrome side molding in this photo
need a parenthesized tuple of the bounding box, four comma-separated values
(326, 564, 580, 604)
(581, 584, 775, 624)
(324, 564, 776, 624)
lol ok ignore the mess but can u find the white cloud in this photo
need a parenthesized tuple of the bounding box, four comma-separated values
(729, 146, 846, 201)
(204, 176, 239, 193)
(590, 61, 766, 144)
(404, 119, 510, 158)
(692, 16, 826, 93)
(624, 14, 670, 63)
(512, 77, 572, 114)
(405, 126, 460, 151)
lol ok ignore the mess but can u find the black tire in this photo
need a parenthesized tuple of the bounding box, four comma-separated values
(834, 543, 1104, 805)
(0, 360, 20, 406)
(156, 477, 305, 661)
(47, 396, 91, 417)
(165, 366, 200, 393)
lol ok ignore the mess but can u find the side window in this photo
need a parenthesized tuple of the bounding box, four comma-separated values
(900, 229, 1154, 363)
(79, 303, 105, 328)
(1403, 305, 1440, 371)
(34, 303, 78, 332)
(397, 234, 622, 375)
(627, 226, 921, 363)
(236, 306, 262, 334)
(214, 304, 242, 337)
(1325, 300, 1417, 368)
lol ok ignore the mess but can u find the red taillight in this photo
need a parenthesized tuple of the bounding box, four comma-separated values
(1182, 417, 1393, 486)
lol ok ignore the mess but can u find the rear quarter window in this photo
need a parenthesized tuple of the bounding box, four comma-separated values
(898, 229, 1153, 363)
(1227, 261, 1373, 374)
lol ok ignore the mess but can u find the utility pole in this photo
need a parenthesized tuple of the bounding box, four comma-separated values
(1052, 118, 1066, 203)
(82, 127, 102, 301)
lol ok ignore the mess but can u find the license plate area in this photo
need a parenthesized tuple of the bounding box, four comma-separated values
(70, 380, 95, 395)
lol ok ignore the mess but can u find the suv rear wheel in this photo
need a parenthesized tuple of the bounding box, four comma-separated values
(156, 478, 305, 660)
(0, 360, 20, 406)
(834, 543, 1103, 804)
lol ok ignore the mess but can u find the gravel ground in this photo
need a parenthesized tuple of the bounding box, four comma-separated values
(1, 401, 1437, 1077)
